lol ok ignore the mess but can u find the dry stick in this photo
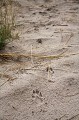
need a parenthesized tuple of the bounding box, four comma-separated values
(0, 73, 16, 88)
(0, 52, 79, 61)
(0, 77, 16, 88)
(0, 73, 12, 87)
(65, 33, 74, 45)
(0, 80, 9, 88)
(53, 24, 68, 26)
(0, 49, 68, 60)
(1, 68, 8, 79)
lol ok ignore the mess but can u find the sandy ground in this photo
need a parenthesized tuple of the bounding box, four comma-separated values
(0, 0, 79, 120)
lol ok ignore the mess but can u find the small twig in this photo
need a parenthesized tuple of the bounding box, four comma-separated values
(65, 33, 74, 45)
(0, 52, 79, 62)
(0, 77, 17, 88)
(0, 73, 17, 88)
(0, 80, 9, 88)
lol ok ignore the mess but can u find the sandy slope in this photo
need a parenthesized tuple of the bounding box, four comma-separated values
(0, 0, 79, 120)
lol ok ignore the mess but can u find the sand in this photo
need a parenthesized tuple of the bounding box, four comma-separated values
(0, 0, 79, 120)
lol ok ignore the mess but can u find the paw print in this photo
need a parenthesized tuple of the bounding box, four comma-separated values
(32, 89, 43, 103)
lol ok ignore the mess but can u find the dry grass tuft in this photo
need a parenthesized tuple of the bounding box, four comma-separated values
(0, 0, 15, 50)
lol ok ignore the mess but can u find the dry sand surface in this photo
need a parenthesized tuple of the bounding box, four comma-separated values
(0, 0, 79, 120)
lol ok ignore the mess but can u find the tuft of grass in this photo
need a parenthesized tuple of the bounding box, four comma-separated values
(0, 0, 15, 50)
(0, 25, 12, 50)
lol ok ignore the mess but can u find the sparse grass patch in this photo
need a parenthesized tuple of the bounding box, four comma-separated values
(0, 0, 15, 50)
(0, 25, 12, 50)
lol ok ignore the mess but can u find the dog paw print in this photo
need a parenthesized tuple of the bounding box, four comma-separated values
(32, 89, 43, 103)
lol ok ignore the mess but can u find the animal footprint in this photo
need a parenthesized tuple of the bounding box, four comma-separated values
(32, 89, 43, 104)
